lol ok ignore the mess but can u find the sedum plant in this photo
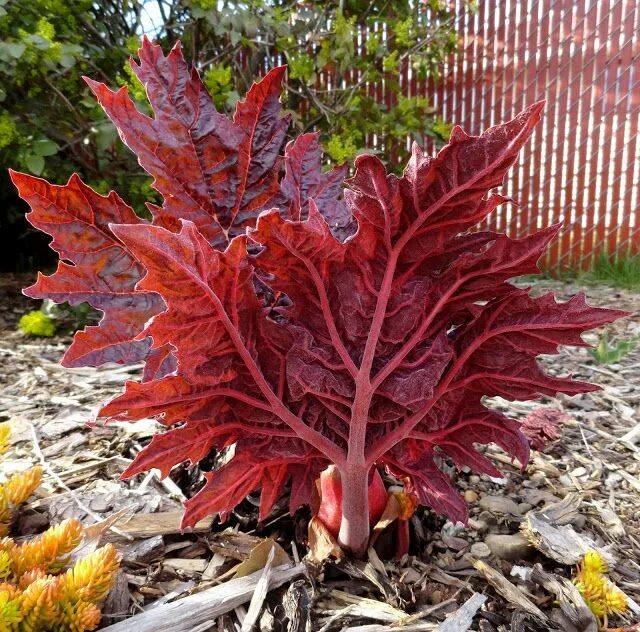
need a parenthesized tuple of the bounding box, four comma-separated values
(0, 522, 119, 632)
(12, 39, 625, 556)
(0, 424, 119, 631)
(574, 550, 628, 628)
(0, 425, 42, 537)
(17, 311, 56, 338)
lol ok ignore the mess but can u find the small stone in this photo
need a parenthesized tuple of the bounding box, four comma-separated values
(605, 473, 623, 489)
(572, 515, 586, 529)
(441, 520, 465, 536)
(479, 495, 521, 516)
(485, 533, 534, 560)
(510, 565, 533, 581)
(89, 496, 112, 513)
(33, 366, 48, 381)
(464, 490, 479, 503)
(469, 475, 481, 485)
(468, 518, 489, 533)
(571, 466, 587, 478)
(470, 542, 491, 558)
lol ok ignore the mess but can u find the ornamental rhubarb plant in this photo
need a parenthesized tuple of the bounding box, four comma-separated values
(12, 38, 625, 556)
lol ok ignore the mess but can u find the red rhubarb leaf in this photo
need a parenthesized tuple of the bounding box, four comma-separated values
(105, 219, 341, 485)
(397, 105, 545, 263)
(10, 171, 164, 368)
(385, 449, 468, 524)
(439, 415, 529, 478)
(447, 290, 623, 401)
(103, 223, 281, 424)
(279, 132, 352, 236)
(85, 38, 290, 249)
(183, 440, 328, 527)
(520, 407, 568, 450)
(183, 455, 265, 526)
(122, 417, 238, 480)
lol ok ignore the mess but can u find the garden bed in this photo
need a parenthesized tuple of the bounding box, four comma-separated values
(1, 272, 639, 631)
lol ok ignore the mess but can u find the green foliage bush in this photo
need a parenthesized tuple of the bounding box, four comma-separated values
(0, 0, 157, 224)
(1, 0, 469, 227)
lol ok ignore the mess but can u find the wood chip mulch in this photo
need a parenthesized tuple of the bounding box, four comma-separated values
(1, 272, 639, 631)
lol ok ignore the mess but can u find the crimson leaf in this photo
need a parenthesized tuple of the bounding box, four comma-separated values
(13, 37, 344, 373)
(520, 407, 568, 450)
(15, 40, 626, 555)
(10, 171, 164, 369)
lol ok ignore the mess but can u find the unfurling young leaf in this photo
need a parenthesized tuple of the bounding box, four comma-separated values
(13, 37, 626, 557)
(520, 407, 568, 451)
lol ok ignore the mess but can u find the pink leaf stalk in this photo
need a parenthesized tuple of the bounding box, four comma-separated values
(11, 38, 626, 556)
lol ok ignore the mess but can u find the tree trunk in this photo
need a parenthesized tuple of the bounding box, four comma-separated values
(337, 464, 370, 556)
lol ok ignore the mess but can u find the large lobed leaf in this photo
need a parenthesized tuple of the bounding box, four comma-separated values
(15, 39, 626, 529)
(10, 171, 165, 370)
(13, 37, 346, 375)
